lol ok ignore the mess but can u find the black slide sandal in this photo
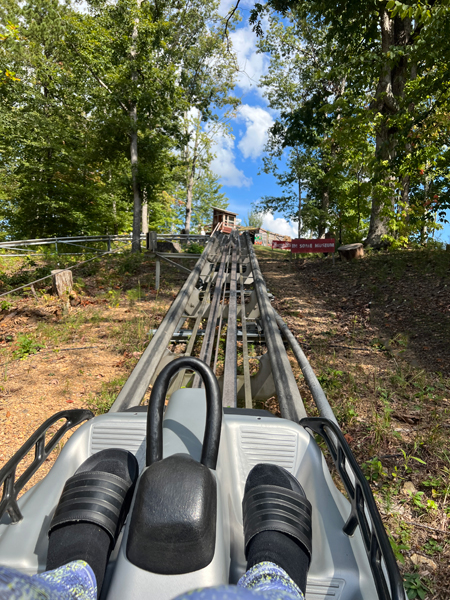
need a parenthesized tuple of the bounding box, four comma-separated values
(47, 449, 139, 596)
(243, 465, 312, 562)
(242, 464, 312, 592)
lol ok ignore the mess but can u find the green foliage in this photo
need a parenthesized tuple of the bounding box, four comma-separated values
(126, 287, 141, 306)
(185, 242, 205, 254)
(362, 458, 387, 483)
(13, 334, 44, 359)
(0, 0, 237, 242)
(107, 290, 121, 308)
(87, 376, 127, 415)
(403, 573, 430, 600)
(116, 252, 144, 275)
(388, 535, 409, 564)
(170, 165, 230, 234)
(317, 368, 344, 391)
(255, 0, 450, 247)
(423, 539, 443, 556)
(243, 209, 264, 229)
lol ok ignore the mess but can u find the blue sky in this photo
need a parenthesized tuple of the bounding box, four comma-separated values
(207, 1, 301, 237)
(210, 1, 450, 242)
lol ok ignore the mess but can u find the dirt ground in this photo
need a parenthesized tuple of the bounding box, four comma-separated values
(0, 251, 190, 492)
(258, 247, 450, 600)
(0, 245, 449, 598)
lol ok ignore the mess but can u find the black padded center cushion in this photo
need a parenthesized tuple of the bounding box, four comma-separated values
(49, 471, 130, 541)
(126, 454, 217, 574)
(243, 484, 312, 561)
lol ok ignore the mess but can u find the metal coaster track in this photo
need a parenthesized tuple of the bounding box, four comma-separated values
(109, 231, 334, 422)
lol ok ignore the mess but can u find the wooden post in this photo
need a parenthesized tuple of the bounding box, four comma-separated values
(148, 231, 157, 252)
(107, 237, 111, 252)
(155, 257, 161, 290)
(51, 269, 73, 297)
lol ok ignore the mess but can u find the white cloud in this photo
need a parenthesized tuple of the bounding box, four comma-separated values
(210, 136, 252, 188)
(262, 213, 298, 238)
(230, 25, 269, 96)
(237, 105, 274, 159)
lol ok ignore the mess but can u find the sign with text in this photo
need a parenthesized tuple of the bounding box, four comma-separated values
(291, 239, 335, 254)
(272, 240, 292, 250)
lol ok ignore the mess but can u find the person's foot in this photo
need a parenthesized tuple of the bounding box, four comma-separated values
(242, 463, 312, 593)
(46, 449, 139, 597)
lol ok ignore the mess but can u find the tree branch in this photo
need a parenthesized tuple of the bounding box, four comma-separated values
(223, 0, 240, 52)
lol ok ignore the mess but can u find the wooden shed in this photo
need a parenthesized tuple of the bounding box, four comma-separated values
(212, 207, 238, 234)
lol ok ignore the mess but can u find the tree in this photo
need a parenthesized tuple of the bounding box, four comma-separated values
(0, 0, 239, 245)
(0, 0, 133, 238)
(257, 11, 370, 241)
(243, 209, 264, 229)
(248, 0, 450, 246)
(170, 167, 229, 234)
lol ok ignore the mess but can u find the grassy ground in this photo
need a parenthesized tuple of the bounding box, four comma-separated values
(256, 246, 450, 600)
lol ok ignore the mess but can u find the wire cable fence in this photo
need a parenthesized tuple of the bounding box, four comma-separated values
(0, 233, 210, 258)
(0, 232, 211, 298)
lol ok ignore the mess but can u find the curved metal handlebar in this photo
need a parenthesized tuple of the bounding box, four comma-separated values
(146, 357, 222, 470)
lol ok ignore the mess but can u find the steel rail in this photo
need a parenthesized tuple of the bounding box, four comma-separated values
(168, 258, 218, 394)
(238, 236, 252, 408)
(222, 233, 238, 407)
(0, 234, 209, 249)
(192, 247, 229, 388)
(245, 233, 307, 421)
(274, 312, 339, 427)
(211, 270, 229, 376)
(109, 234, 218, 412)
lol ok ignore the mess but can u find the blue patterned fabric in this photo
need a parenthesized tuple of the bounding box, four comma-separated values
(0, 560, 303, 600)
(0, 560, 96, 600)
(173, 562, 304, 600)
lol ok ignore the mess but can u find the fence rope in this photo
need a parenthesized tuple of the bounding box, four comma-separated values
(0, 248, 122, 299)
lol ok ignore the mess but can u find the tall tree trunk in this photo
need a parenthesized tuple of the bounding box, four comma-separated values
(297, 178, 302, 238)
(142, 189, 148, 235)
(184, 117, 201, 235)
(130, 108, 141, 252)
(130, 0, 142, 253)
(318, 188, 329, 237)
(185, 168, 195, 235)
(366, 8, 411, 248)
(110, 170, 118, 235)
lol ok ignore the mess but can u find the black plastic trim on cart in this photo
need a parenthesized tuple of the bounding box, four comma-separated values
(300, 417, 406, 600)
(0, 409, 93, 524)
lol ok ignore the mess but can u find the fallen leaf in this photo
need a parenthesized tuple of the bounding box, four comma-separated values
(6, 411, 10, 418)
(66, 399, 74, 403)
